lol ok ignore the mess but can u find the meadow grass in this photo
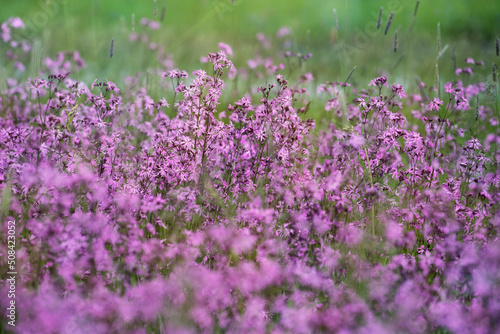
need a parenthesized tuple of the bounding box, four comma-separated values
(1, 1, 500, 333)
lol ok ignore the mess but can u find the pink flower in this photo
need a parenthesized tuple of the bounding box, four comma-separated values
(369, 76, 388, 89)
(276, 26, 291, 38)
(428, 97, 443, 111)
(148, 21, 160, 30)
(218, 42, 233, 57)
(392, 83, 406, 98)
(9, 17, 24, 29)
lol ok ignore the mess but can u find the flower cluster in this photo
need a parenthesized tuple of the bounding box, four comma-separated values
(1, 18, 499, 333)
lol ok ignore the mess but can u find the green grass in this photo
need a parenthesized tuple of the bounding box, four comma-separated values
(0, 0, 499, 96)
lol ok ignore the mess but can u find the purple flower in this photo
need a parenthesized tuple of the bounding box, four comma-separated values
(218, 42, 233, 57)
(428, 97, 443, 111)
(276, 26, 292, 38)
(392, 83, 406, 98)
(369, 76, 388, 90)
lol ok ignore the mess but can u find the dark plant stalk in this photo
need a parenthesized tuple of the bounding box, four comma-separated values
(170, 78, 178, 117)
(394, 31, 398, 53)
(385, 12, 394, 35)
(160, 5, 166, 22)
(109, 38, 114, 58)
(435, 63, 440, 99)
(377, 7, 383, 30)
(475, 95, 479, 136)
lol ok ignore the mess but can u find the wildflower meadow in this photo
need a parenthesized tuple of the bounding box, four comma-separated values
(1, 1, 500, 333)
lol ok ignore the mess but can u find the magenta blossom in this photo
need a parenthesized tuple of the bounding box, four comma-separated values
(428, 98, 443, 111)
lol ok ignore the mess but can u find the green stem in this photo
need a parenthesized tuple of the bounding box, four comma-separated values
(364, 146, 376, 236)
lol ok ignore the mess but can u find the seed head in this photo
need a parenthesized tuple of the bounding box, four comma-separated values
(333, 9, 338, 31)
(385, 12, 394, 35)
(110, 38, 114, 58)
(394, 31, 398, 53)
(377, 7, 383, 30)
(160, 5, 166, 22)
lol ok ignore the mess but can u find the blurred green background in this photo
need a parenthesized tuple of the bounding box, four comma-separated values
(1, 0, 499, 88)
